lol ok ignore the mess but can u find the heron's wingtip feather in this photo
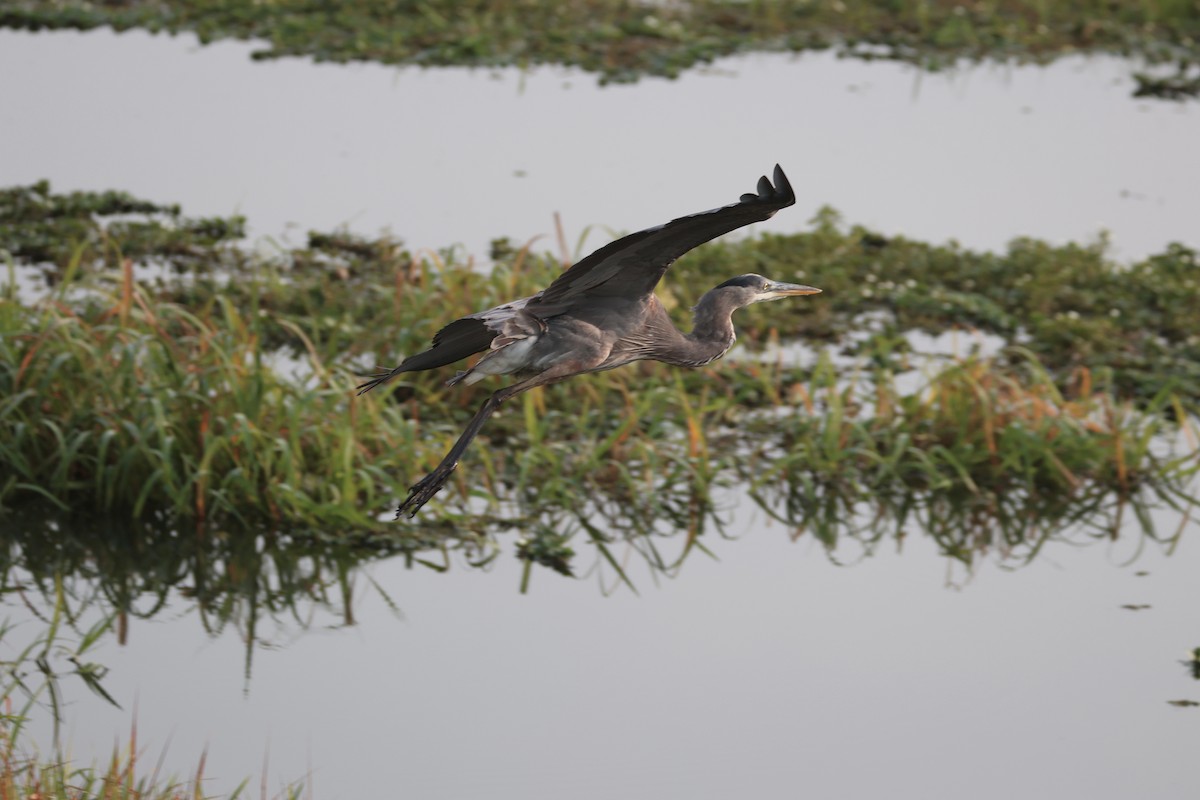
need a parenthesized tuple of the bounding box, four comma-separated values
(773, 164, 795, 205)
(741, 164, 795, 209)
(756, 175, 772, 199)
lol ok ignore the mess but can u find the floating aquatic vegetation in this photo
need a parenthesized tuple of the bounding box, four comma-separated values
(1, 183, 1197, 591)
(1134, 63, 1200, 99)
(2, 1, 1199, 97)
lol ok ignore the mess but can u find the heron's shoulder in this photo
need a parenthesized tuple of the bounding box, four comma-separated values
(468, 293, 542, 327)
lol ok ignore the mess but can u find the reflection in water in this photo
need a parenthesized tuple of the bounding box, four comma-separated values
(4, 485, 1196, 798)
(753, 475, 1187, 566)
(3, 459, 1192, 685)
(3, 467, 1196, 800)
(3, 502, 418, 688)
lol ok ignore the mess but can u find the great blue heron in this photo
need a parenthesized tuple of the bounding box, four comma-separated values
(358, 165, 820, 517)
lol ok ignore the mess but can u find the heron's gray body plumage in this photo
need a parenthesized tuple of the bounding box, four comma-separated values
(357, 165, 820, 517)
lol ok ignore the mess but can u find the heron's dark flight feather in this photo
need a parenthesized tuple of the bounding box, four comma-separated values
(534, 164, 794, 306)
(396, 318, 495, 372)
(357, 165, 797, 397)
(357, 165, 820, 517)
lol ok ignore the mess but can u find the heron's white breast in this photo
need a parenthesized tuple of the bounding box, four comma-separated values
(461, 335, 540, 384)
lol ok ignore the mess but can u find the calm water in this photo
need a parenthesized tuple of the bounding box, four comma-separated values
(2, 29, 1199, 262)
(1, 27, 1198, 800)
(23, 503, 1200, 799)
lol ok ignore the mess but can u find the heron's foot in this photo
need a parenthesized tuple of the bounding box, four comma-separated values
(395, 463, 458, 518)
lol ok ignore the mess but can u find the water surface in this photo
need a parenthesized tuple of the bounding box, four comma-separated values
(2, 26, 1198, 800)
(26, 500, 1199, 800)
(1, 29, 1197, 261)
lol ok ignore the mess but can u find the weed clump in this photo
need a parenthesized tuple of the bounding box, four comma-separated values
(2, 1, 1199, 97)
(0, 183, 1197, 583)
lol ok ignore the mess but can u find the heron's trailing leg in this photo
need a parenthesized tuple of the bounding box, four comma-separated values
(395, 366, 585, 517)
(395, 391, 504, 517)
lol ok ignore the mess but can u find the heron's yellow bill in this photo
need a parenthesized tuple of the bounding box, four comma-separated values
(764, 281, 821, 297)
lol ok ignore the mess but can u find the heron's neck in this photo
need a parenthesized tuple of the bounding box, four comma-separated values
(679, 290, 737, 364)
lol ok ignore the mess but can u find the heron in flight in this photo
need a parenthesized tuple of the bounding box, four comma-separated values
(358, 165, 820, 517)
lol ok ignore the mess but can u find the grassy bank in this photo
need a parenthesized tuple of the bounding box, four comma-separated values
(1, 182, 1197, 588)
(2, 1, 1199, 96)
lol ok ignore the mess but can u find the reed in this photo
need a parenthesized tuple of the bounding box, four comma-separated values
(744, 350, 1198, 562)
(1, 708, 303, 800)
(1, 182, 1197, 586)
(0, 593, 306, 800)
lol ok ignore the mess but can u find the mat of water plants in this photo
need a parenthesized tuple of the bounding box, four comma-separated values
(3, 1, 1199, 97)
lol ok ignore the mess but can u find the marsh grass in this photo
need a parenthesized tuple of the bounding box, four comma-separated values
(3, 262, 389, 529)
(0, 593, 305, 800)
(0, 711, 304, 800)
(745, 350, 1198, 561)
(1, 722, 215, 800)
(3, 1, 1199, 95)
(1, 182, 1198, 588)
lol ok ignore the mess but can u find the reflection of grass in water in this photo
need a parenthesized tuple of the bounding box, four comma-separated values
(0, 182, 1198, 588)
(4, 500, 441, 678)
(2, 1, 1199, 94)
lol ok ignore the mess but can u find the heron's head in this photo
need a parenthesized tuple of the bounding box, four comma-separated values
(713, 274, 821, 308)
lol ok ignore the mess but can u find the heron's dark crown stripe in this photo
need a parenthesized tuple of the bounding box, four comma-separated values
(714, 274, 762, 290)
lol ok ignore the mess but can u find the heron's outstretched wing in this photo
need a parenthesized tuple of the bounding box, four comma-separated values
(357, 166, 794, 395)
(533, 165, 795, 308)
